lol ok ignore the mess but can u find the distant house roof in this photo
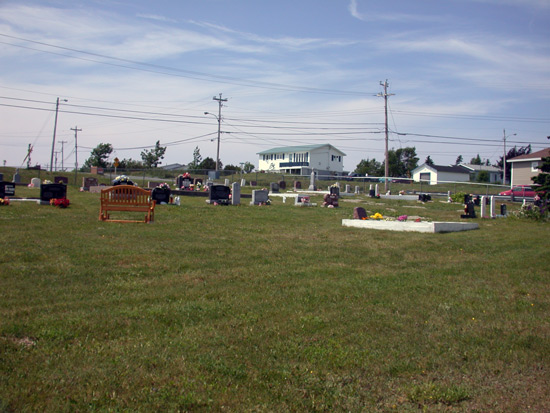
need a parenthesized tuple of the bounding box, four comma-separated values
(257, 144, 346, 156)
(413, 163, 470, 174)
(161, 163, 186, 170)
(507, 148, 550, 163)
(459, 163, 502, 173)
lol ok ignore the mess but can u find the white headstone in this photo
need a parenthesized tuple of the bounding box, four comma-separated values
(31, 177, 41, 187)
(355, 186, 360, 194)
(241, 178, 246, 187)
(308, 171, 316, 191)
(375, 184, 379, 197)
(224, 178, 230, 187)
(480, 196, 486, 218)
(490, 196, 495, 218)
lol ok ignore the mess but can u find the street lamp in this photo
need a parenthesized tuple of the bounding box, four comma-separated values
(50, 97, 68, 172)
(503, 129, 516, 185)
(204, 111, 221, 171)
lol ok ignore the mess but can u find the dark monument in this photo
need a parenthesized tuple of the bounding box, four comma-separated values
(208, 185, 231, 205)
(0, 181, 16, 198)
(40, 183, 67, 203)
(353, 207, 367, 220)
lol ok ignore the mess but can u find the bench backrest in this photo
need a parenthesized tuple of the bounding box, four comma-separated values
(100, 185, 152, 205)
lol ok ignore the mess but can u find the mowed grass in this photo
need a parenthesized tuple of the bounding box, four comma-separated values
(0, 186, 549, 411)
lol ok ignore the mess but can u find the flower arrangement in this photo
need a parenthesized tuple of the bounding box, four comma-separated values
(50, 198, 70, 208)
(370, 212, 384, 220)
(0, 198, 10, 206)
(43, 179, 52, 184)
(397, 215, 408, 221)
(157, 182, 170, 191)
(112, 175, 134, 186)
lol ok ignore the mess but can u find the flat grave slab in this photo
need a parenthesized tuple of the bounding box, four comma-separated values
(342, 219, 479, 233)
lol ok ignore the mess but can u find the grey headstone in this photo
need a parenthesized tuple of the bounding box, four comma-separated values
(345, 184, 351, 193)
(308, 171, 316, 191)
(251, 189, 269, 205)
(224, 178, 230, 187)
(294, 180, 302, 190)
(270, 182, 279, 193)
(231, 182, 241, 205)
(31, 177, 41, 187)
(12, 170, 20, 183)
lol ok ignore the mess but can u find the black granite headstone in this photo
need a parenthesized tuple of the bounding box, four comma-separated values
(152, 187, 171, 204)
(209, 185, 231, 204)
(0, 181, 16, 197)
(40, 183, 67, 202)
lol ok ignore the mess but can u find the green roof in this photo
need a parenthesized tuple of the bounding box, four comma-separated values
(257, 144, 346, 156)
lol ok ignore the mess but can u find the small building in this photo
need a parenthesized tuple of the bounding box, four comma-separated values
(459, 163, 502, 183)
(412, 163, 470, 185)
(507, 148, 550, 186)
(257, 144, 346, 176)
(161, 163, 187, 171)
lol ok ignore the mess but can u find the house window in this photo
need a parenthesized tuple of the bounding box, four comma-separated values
(532, 161, 540, 172)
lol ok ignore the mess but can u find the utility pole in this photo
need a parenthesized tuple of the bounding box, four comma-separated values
(50, 97, 67, 172)
(213, 93, 228, 171)
(503, 129, 516, 186)
(378, 80, 394, 192)
(71, 126, 82, 184)
(59, 140, 68, 171)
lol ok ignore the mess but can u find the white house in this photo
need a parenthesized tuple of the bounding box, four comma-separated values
(459, 163, 502, 183)
(257, 144, 346, 176)
(507, 148, 550, 186)
(412, 164, 470, 185)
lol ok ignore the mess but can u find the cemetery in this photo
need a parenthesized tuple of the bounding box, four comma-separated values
(0, 167, 549, 411)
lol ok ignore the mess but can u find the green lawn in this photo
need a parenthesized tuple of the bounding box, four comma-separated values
(0, 182, 548, 411)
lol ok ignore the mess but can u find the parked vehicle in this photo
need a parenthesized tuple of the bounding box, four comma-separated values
(498, 185, 540, 197)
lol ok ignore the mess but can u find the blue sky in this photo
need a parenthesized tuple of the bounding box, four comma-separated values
(1, 0, 549, 172)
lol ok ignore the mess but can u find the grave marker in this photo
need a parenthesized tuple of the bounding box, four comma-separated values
(82, 177, 98, 191)
(55, 176, 68, 184)
(353, 207, 367, 220)
(279, 180, 286, 190)
(0, 181, 16, 197)
(308, 171, 316, 191)
(251, 189, 269, 205)
(208, 185, 231, 205)
(294, 181, 302, 190)
(231, 182, 241, 205)
(40, 183, 67, 203)
(270, 182, 279, 193)
(31, 177, 41, 188)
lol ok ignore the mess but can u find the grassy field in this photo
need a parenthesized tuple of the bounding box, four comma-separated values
(1, 177, 548, 411)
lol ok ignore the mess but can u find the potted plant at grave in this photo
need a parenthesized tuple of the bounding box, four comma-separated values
(112, 175, 134, 186)
(152, 182, 171, 204)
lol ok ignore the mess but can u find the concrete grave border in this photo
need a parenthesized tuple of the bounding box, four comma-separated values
(342, 219, 479, 233)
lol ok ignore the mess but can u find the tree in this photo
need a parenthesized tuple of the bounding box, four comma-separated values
(117, 158, 144, 169)
(141, 140, 166, 168)
(496, 145, 531, 183)
(355, 158, 383, 176)
(199, 157, 217, 170)
(476, 170, 490, 183)
(224, 164, 241, 172)
(242, 161, 255, 173)
(455, 155, 463, 165)
(385, 147, 419, 177)
(470, 154, 482, 165)
(188, 146, 202, 171)
(83, 143, 113, 168)
(425, 155, 434, 166)
(532, 156, 550, 200)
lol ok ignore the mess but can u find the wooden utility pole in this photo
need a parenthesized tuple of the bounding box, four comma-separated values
(378, 80, 394, 192)
(213, 93, 228, 171)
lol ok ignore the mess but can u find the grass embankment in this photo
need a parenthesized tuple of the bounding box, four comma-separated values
(0, 183, 548, 411)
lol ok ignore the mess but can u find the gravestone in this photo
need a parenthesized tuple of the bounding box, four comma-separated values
(369, 184, 375, 197)
(461, 201, 476, 219)
(355, 186, 360, 195)
(82, 177, 98, 190)
(224, 178, 230, 187)
(31, 177, 41, 187)
(231, 182, 241, 205)
(375, 184, 380, 197)
(294, 181, 302, 190)
(308, 171, 316, 191)
(208, 171, 220, 180)
(323, 193, 339, 207)
(0, 181, 16, 197)
(279, 180, 286, 190)
(250, 189, 269, 205)
(181, 179, 192, 189)
(295, 194, 310, 205)
(152, 187, 171, 204)
(250, 181, 257, 187)
(12, 169, 21, 183)
(208, 185, 231, 205)
(353, 207, 367, 220)
(345, 184, 351, 193)
(0, 173, 3, 181)
(40, 183, 66, 203)
(175, 175, 183, 188)
(329, 186, 340, 196)
(490, 196, 495, 218)
(464, 194, 471, 204)
(55, 176, 68, 184)
(194, 178, 203, 186)
(240, 178, 246, 187)
(148, 181, 161, 189)
(418, 194, 431, 202)
(270, 182, 279, 193)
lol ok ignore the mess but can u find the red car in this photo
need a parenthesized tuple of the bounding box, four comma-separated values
(498, 185, 540, 197)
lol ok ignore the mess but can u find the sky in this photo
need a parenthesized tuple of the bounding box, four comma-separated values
(0, 0, 549, 173)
